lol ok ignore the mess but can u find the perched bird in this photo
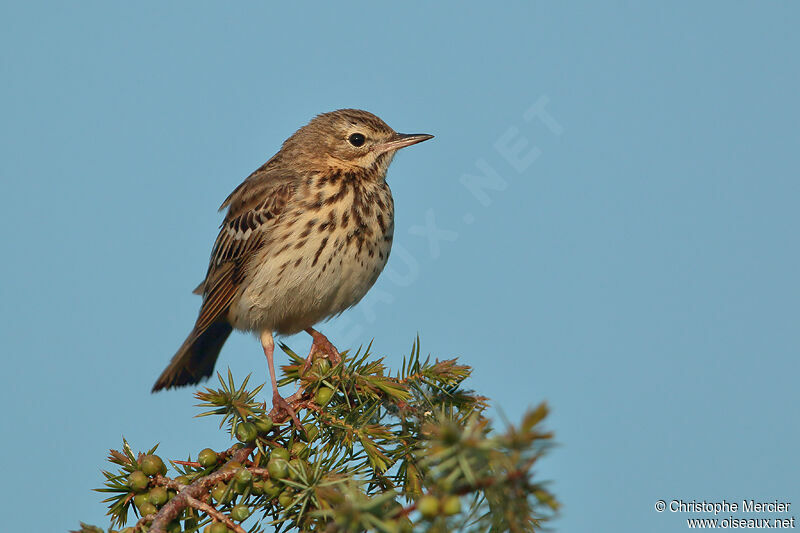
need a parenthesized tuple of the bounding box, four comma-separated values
(152, 109, 433, 422)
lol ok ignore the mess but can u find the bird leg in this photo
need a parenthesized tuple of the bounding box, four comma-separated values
(302, 327, 342, 373)
(260, 330, 302, 429)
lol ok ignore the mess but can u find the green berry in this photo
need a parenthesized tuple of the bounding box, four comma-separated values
(278, 490, 295, 508)
(127, 470, 149, 492)
(254, 415, 274, 433)
(312, 358, 331, 376)
(236, 421, 258, 443)
(148, 486, 168, 506)
(288, 458, 307, 480)
(208, 523, 229, 533)
(232, 482, 246, 495)
(442, 495, 461, 516)
(140, 454, 166, 476)
(138, 502, 158, 516)
(211, 482, 232, 504)
(441, 423, 461, 445)
(302, 423, 319, 442)
(262, 479, 281, 498)
(267, 457, 289, 479)
(250, 480, 264, 495)
(133, 492, 149, 511)
(418, 495, 440, 519)
(220, 460, 242, 472)
(230, 504, 251, 521)
(234, 467, 252, 484)
(234, 467, 253, 490)
(174, 475, 190, 486)
(270, 447, 290, 461)
(291, 441, 310, 459)
(198, 448, 218, 467)
(314, 386, 334, 406)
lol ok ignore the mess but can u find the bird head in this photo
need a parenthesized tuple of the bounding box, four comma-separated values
(280, 109, 433, 178)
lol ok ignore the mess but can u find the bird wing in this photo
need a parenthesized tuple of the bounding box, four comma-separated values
(193, 169, 296, 333)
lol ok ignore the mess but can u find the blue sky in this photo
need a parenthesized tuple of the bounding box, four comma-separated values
(1, 2, 798, 532)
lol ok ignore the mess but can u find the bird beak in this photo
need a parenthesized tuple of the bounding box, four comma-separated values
(373, 133, 434, 155)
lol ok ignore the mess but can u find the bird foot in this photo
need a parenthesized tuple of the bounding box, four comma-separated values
(272, 391, 303, 430)
(302, 330, 342, 374)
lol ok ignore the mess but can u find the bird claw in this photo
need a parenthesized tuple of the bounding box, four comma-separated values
(301, 357, 314, 375)
(305, 331, 342, 370)
(272, 392, 303, 430)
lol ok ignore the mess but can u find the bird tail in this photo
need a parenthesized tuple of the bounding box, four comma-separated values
(152, 321, 233, 392)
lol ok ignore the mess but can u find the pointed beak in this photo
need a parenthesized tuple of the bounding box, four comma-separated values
(373, 132, 434, 155)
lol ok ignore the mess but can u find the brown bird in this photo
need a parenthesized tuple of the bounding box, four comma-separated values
(152, 109, 433, 422)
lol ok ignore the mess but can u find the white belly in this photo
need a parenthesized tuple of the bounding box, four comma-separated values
(232, 201, 393, 335)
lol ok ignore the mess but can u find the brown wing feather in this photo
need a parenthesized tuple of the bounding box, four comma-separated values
(193, 175, 296, 333)
(195, 263, 239, 332)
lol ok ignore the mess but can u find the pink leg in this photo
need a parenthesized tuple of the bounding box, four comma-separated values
(261, 330, 302, 429)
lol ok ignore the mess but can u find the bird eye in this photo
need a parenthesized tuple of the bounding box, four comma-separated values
(348, 133, 366, 147)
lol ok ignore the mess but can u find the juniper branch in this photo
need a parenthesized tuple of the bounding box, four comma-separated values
(80, 341, 558, 533)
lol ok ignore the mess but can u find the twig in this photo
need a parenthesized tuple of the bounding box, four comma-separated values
(153, 474, 187, 491)
(185, 495, 246, 533)
(149, 445, 254, 533)
(247, 466, 271, 478)
(150, 386, 314, 533)
(295, 400, 321, 413)
(135, 513, 156, 529)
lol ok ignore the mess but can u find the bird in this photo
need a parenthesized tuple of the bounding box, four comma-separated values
(152, 109, 433, 423)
